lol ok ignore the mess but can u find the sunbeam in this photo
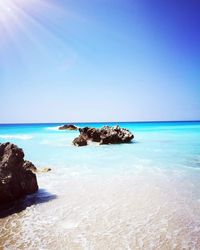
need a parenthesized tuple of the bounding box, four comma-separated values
(0, 0, 82, 72)
(0, 1, 50, 32)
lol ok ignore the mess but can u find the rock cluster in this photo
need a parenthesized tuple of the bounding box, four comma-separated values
(0, 142, 38, 205)
(73, 125, 134, 146)
(58, 124, 78, 130)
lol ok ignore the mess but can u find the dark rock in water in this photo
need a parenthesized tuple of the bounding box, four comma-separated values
(0, 142, 38, 206)
(23, 160, 37, 173)
(79, 127, 101, 142)
(73, 136, 87, 146)
(58, 124, 78, 130)
(74, 125, 134, 146)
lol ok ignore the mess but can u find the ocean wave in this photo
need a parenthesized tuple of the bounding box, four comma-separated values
(0, 134, 33, 140)
(45, 126, 60, 131)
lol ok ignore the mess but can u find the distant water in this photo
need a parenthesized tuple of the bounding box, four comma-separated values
(1, 121, 200, 249)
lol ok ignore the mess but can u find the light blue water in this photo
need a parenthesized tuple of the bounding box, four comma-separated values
(0, 121, 199, 172)
(1, 121, 200, 249)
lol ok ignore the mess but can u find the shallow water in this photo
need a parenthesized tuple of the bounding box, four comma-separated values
(0, 121, 200, 249)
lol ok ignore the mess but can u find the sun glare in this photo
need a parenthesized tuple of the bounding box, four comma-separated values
(0, 0, 30, 28)
(0, 0, 68, 32)
(0, 0, 79, 57)
(0, 0, 53, 41)
(0, 0, 15, 20)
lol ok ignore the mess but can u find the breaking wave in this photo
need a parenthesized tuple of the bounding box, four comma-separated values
(0, 134, 33, 140)
(45, 126, 60, 131)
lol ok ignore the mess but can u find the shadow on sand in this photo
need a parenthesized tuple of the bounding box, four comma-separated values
(0, 189, 57, 218)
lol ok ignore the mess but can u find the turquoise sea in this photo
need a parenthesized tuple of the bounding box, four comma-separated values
(1, 121, 200, 249)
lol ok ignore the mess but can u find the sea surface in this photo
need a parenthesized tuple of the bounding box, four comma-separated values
(0, 121, 200, 250)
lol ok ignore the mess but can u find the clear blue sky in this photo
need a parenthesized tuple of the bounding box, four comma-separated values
(0, 0, 199, 123)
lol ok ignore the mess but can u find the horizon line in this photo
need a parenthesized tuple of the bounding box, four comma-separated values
(0, 119, 200, 125)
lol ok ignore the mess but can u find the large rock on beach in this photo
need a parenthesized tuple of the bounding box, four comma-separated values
(0, 142, 38, 206)
(73, 125, 134, 146)
(58, 124, 78, 130)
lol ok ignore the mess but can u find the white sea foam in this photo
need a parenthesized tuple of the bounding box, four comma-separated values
(45, 126, 60, 131)
(0, 134, 33, 140)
